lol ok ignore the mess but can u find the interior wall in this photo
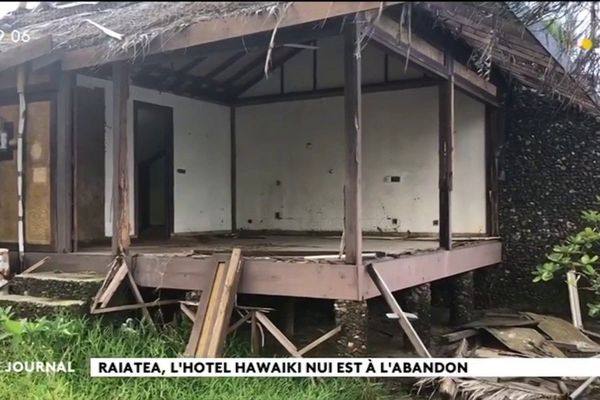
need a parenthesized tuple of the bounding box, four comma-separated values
(237, 34, 486, 234)
(236, 88, 487, 234)
(76, 75, 231, 236)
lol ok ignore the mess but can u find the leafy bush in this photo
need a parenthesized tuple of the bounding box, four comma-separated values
(534, 200, 600, 317)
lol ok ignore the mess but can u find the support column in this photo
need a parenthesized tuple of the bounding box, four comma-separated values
(334, 299, 368, 357)
(55, 71, 74, 253)
(343, 22, 362, 268)
(112, 62, 130, 256)
(438, 56, 454, 250)
(450, 271, 475, 326)
(403, 283, 431, 349)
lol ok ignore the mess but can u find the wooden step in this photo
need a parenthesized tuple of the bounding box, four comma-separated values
(0, 293, 86, 319)
(10, 271, 105, 301)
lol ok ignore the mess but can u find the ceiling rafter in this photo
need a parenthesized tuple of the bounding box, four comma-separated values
(232, 45, 309, 98)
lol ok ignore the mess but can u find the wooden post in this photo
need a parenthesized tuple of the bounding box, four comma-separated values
(343, 21, 362, 269)
(438, 56, 454, 250)
(56, 71, 74, 253)
(230, 106, 236, 232)
(485, 105, 500, 237)
(112, 62, 130, 255)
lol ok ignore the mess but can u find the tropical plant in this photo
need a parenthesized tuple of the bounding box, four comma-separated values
(534, 199, 600, 317)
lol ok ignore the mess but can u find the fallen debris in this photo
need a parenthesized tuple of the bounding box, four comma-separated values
(419, 311, 600, 400)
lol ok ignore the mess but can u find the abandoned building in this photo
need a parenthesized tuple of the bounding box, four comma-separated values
(0, 2, 597, 356)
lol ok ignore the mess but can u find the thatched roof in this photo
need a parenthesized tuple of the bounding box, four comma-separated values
(0, 2, 286, 58)
(0, 1, 597, 112)
(416, 2, 599, 112)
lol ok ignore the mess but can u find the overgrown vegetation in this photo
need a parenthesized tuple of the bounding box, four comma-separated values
(0, 308, 386, 400)
(534, 198, 600, 317)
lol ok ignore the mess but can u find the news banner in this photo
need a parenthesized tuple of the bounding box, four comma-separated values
(89, 357, 600, 378)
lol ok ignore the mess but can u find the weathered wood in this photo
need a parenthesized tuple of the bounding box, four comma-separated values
(98, 263, 128, 308)
(0, 36, 53, 72)
(125, 262, 153, 323)
(55, 71, 74, 253)
(111, 62, 130, 255)
(91, 300, 178, 314)
(195, 261, 227, 357)
(184, 259, 219, 356)
(226, 311, 252, 335)
(180, 303, 196, 322)
(343, 21, 363, 268)
(367, 263, 431, 357)
(234, 77, 440, 106)
(62, 3, 396, 71)
(441, 328, 479, 343)
(255, 310, 300, 357)
(22, 256, 49, 274)
(438, 56, 455, 250)
(251, 311, 260, 355)
(297, 325, 342, 356)
(205, 249, 243, 357)
(363, 241, 502, 298)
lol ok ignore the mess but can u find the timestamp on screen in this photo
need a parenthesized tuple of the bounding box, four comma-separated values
(0, 30, 31, 43)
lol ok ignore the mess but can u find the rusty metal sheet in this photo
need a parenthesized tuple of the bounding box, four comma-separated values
(485, 327, 566, 358)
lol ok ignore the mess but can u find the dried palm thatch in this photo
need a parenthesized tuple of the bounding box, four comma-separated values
(417, 377, 565, 400)
(0, 2, 288, 61)
(415, 2, 600, 113)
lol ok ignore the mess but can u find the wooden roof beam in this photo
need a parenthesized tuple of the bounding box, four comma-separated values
(0, 36, 53, 72)
(62, 2, 402, 71)
(369, 14, 497, 103)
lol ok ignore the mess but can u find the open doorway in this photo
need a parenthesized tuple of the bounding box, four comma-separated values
(133, 101, 174, 239)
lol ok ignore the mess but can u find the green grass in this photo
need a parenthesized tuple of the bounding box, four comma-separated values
(0, 310, 388, 400)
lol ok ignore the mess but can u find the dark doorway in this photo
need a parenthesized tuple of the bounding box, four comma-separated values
(133, 101, 174, 239)
(74, 86, 105, 247)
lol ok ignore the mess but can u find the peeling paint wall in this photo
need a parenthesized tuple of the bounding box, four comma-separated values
(76, 75, 231, 236)
(236, 88, 486, 233)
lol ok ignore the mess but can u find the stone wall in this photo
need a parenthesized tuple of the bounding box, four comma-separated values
(475, 84, 600, 314)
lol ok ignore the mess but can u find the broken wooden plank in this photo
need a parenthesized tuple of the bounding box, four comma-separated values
(297, 326, 342, 356)
(462, 317, 539, 329)
(183, 258, 219, 356)
(367, 263, 431, 357)
(255, 310, 300, 357)
(180, 303, 196, 322)
(91, 300, 178, 314)
(125, 261, 153, 324)
(98, 263, 128, 308)
(195, 261, 227, 357)
(21, 256, 49, 274)
(205, 248, 243, 357)
(570, 376, 597, 399)
(226, 312, 252, 335)
(441, 328, 479, 343)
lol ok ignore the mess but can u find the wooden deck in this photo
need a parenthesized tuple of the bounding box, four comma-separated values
(22, 234, 502, 301)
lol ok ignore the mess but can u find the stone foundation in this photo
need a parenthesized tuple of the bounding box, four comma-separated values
(334, 299, 368, 357)
(450, 272, 474, 326)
